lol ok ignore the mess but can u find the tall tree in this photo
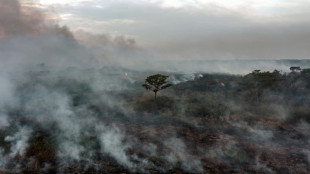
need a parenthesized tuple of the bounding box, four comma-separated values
(142, 74, 173, 99)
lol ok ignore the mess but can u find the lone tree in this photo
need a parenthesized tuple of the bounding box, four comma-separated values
(290, 66, 301, 72)
(142, 74, 173, 99)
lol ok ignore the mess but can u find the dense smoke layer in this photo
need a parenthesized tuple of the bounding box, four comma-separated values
(0, 0, 310, 173)
(0, 0, 202, 172)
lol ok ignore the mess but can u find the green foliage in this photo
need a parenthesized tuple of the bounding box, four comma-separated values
(239, 70, 281, 103)
(290, 66, 301, 72)
(142, 74, 173, 99)
(137, 68, 310, 119)
(242, 70, 279, 88)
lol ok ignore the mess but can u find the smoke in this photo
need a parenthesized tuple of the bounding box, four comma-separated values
(0, 0, 43, 38)
(4, 127, 33, 157)
(0, 0, 73, 39)
(163, 138, 203, 173)
(75, 30, 136, 48)
(0, 74, 15, 107)
(1, 0, 306, 75)
(97, 125, 133, 168)
(0, 114, 9, 128)
(169, 73, 203, 84)
(0, 0, 137, 171)
(0, 0, 309, 173)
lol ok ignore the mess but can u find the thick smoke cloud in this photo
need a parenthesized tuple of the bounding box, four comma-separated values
(0, 0, 96, 72)
(0, 0, 42, 37)
(0, 0, 203, 173)
(0, 0, 74, 39)
(0, 1, 310, 173)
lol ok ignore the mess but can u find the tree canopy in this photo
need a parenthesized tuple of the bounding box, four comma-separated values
(142, 74, 173, 99)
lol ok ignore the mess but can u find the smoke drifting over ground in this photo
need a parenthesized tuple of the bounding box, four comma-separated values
(0, 0, 310, 173)
(0, 1, 201, 172)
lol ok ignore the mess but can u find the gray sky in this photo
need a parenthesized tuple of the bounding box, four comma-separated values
(16, 0, 310, 60)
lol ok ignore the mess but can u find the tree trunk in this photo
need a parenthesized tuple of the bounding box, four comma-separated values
(154, 91, 157, 100)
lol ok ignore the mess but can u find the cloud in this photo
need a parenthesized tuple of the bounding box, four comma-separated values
(40, 0, 310, 60)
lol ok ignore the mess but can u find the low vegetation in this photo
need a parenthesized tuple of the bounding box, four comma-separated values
(0, 66, 310, 173)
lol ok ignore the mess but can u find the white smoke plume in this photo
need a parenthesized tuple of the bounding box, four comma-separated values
(0, 0, 309, 173)
(5, 127, 33, 157)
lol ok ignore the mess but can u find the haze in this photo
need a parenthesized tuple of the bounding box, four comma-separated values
(26, 0, 310, 60)
(1, 1, 310, 173)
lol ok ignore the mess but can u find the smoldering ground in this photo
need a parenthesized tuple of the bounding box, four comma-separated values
(0, 0, 203, 172)
(1, 0, 310, 173)
(1, 63, 310, 173)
